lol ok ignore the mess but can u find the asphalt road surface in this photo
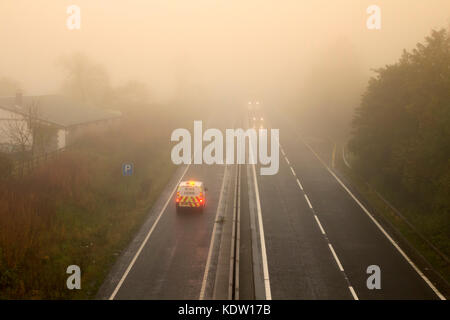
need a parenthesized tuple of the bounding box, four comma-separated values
(97, 106, 447, 300)
(257, 110, 444, 300)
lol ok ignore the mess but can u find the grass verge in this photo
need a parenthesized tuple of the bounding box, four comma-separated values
(0, 111, 177, 299)
(336, 144, 449, 288)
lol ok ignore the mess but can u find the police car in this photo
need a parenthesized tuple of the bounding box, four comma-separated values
(175, 181, 207, 213)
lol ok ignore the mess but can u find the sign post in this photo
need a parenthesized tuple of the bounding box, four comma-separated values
(122, 163, 133, 195)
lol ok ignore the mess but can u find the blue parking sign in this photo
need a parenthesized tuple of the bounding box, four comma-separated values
(122, 163, 133, 176)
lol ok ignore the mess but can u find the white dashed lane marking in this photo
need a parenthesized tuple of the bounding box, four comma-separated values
(349, 286, 359, 300)
(290, 167, 296, 177)
(280, 143, 359, 300)
(314, 215, 326, 235)
(304, 194, 313, 209)
(296, 178, 303, 190)
(328, 244, 344, 272)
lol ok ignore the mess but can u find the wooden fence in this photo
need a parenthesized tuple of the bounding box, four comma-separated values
(11, 148, 66, 178)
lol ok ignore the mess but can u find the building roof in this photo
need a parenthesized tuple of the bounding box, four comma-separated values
(0, 95, 121, 128)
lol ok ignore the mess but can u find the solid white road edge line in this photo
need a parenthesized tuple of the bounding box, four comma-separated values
(252, 162, 272, 300)
(199, 164, 228, 300)
(302, 139, 446, 300)
(349, 286, 359, 300)
(109, 163, 191, 300)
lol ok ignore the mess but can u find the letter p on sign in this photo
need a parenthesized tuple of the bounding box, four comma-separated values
(123, 163, 133, 176)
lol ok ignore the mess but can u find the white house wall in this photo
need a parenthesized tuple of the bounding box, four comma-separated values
(57, 129, 67, 149)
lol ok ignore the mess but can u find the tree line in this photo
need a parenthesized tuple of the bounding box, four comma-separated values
(349, 29, 450, 218)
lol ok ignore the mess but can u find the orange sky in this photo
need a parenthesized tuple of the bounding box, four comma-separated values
(1, 0, 449, 103)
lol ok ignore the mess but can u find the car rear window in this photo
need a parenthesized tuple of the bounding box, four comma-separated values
(179, 186, 202, 196)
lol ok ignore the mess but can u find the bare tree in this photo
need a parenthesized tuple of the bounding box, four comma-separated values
(0, 99, 41, 157)
(0, 111, 32, 155)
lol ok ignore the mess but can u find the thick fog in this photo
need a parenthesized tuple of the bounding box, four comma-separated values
(1, 0, 449, 105)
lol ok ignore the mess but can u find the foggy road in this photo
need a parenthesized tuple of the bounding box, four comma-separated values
(3, 1, 450, 305)
(255, 110, 444, 300)
(98, 108, 445, 301)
